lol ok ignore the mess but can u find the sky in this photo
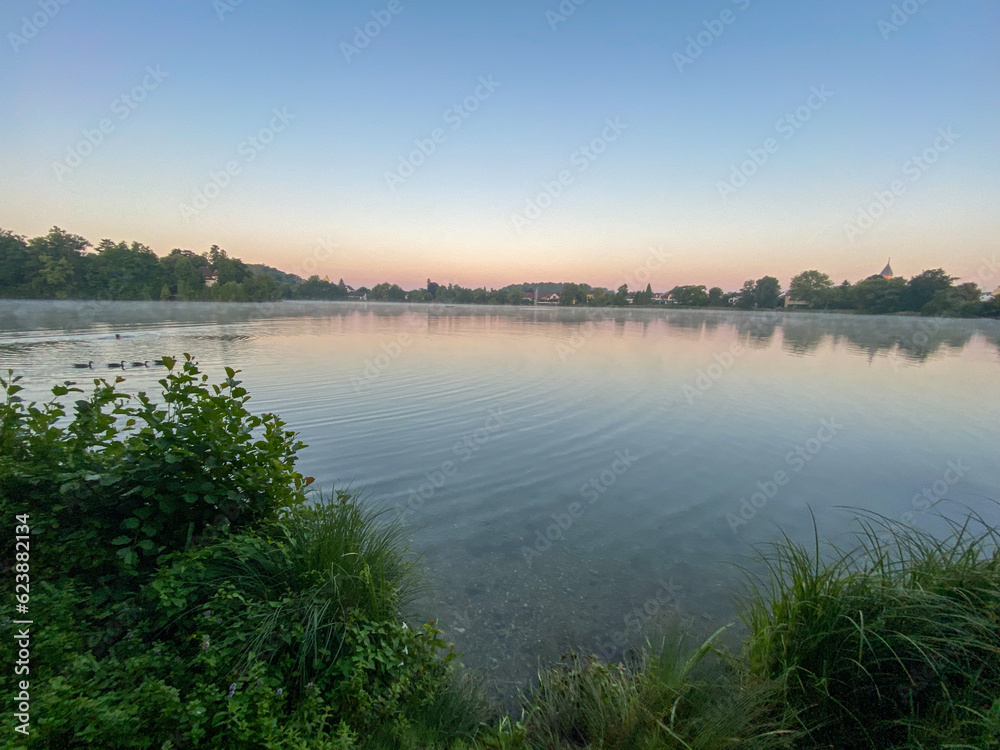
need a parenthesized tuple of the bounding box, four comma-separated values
(1, 0, 998, 292)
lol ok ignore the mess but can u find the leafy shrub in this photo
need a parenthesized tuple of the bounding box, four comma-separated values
(149, 493, 466, 734)
(0, 355, 309, 596)
(0, 361, 482, 749)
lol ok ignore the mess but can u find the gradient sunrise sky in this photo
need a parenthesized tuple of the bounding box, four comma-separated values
(1, 0, 998, 292)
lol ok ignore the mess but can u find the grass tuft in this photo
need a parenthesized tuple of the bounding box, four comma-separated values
(740, 508, 1000, 749)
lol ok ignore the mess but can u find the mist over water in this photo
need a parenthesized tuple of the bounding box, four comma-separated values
(3, 300, 999, 699)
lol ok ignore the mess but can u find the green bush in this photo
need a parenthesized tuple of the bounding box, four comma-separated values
(0, 360, 483, 749)
(1, 355, 310, 597)
(148, 493, 465, 733)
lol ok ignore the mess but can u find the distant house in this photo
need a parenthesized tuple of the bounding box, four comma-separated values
(626, 292, 635, 304)
(345, 285, 366, 300)
(982, 285, 1000, 303)
(199, 267, 218, 287)
(652, 292, 672, 304)
(539, 293, 560, 305)
(782, 294, 809, 309)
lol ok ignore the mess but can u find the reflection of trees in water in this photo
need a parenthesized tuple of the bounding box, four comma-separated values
(980, 326, 1000, 359)
(701, 315, 722, 333)
(5, 301, 995, 365)
(734, 314, 779, 349)
(779, 314, 980, 363)
(780, 318, 825, 356)
(656, 311, 707, 342)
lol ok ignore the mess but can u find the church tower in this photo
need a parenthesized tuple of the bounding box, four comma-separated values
(880, 258, 894, 280)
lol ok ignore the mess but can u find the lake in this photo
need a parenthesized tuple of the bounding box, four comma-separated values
(2, 300, 999, 700)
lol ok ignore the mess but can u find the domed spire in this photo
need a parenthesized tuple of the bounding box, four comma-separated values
(880, 258, 894, 279)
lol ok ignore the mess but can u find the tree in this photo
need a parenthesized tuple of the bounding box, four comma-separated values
(753, 276, 781, 309)
(0, 230, 30, 295)
(214, 280, 248, 302)
(707, 287, 725, 306)
(789, 270, 833, 307)
(669, 285, 708, 306)
(426, 279, 439, 298)
(921, 282, 984, 318)
(905, 269, 954, 312)
(590, 288, 608, 306)
(632, 283, 654, 306)
(25, 226, 90, 297)
(369, 282, 406, 302)
(559, 282, 580, 306)
(203, 244, 252, 289)
(736, 280, 756, 310)
(851, 276, 906, 313)
(956, 282, 982, 303)
(245, 273, 278, 302)
(85, 240, 162, 300)
(826, 280, 854, 310)
(612, 284, 629, 306)
(174, 258, 206, 300)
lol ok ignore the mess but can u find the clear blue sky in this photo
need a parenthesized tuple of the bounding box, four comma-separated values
(2, 0, 998, 291)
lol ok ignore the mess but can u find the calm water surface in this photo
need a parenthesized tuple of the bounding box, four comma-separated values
(3, 301, 999, 698)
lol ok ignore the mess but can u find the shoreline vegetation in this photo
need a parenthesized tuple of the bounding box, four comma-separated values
(2, 359, 998, 748)
(3, 226, 999, 319)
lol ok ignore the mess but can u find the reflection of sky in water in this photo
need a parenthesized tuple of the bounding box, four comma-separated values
(3, 301, 999, 699)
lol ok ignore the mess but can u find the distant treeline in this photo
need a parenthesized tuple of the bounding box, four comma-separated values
(2, 227, 997, 317)
(645, 270, 999, 317)
(0, 227, 348, 303)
